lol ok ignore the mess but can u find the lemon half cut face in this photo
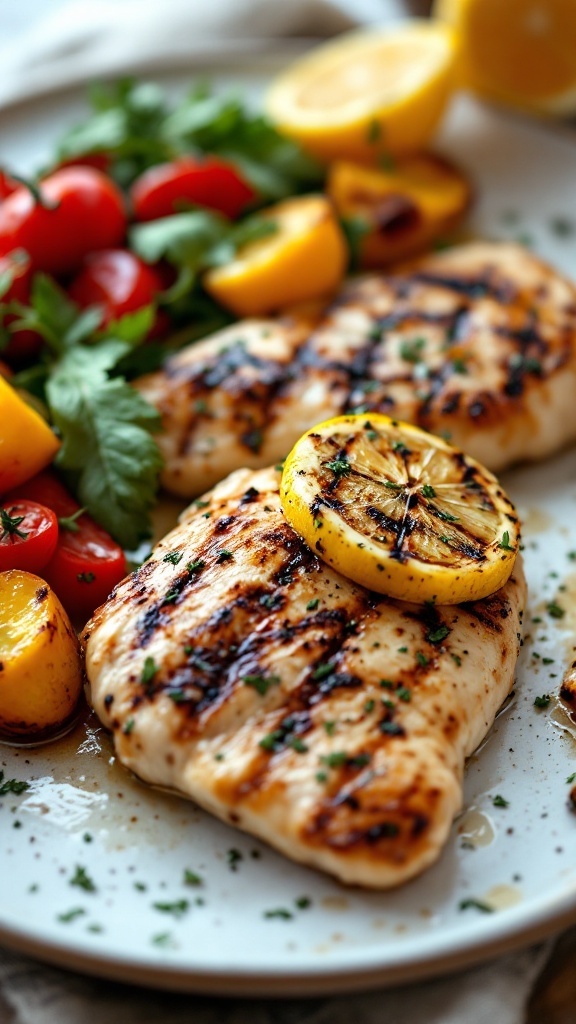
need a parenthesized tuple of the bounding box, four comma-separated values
(280, 414, 520, 605)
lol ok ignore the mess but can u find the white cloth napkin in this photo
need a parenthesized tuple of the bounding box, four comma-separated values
(0, 1, 562, 1022)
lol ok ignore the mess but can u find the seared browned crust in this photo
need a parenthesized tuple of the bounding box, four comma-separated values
(136, 242, 576, 497)
(83, 467, 526, 888)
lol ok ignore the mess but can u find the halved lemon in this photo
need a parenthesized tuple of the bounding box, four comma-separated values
(436, 0, 576, 115)
(280, 414, 520, 604)
(266, 21, 458, 162)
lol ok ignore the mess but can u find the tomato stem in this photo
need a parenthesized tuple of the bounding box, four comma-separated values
(0, 507, 29, 541)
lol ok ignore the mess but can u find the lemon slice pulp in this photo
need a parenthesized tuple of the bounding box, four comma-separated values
(280, 414, 520, 604)
(266, 22, 458, 161)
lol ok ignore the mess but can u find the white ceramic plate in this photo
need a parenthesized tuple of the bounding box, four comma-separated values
(1, 68, 576, 996)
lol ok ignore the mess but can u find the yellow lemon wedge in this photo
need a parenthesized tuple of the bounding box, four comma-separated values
(266, 22, 458, 162)
(435, 0, 576, 115)
(280, 414, 520, 604)
(203, 195, 347, 316)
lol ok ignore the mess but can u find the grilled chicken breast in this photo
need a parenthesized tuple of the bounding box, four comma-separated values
(137, 242, 576, 497)
(83, 467, 526, 888)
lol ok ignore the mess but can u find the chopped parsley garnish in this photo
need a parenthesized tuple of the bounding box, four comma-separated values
(421, 484, 436, 498)
(426, 625, 450, 644)
(216, 549, 233, 563)
(227, 848, 243, 871)
(263, 908, 293, 920)
(122, 718, 135, 735)
(323, 720, 337, 736)
(380, 678, 394, 689)
(295, 896, 311, 910)
(319, 752, 347, 768)
(187, 559, 205, 573)
(416, 651, 429, 667)
(193, 499, 210, 509)
(77, 571, 95, 584)
(163, 551, 182, 565)
(379, 721, 405, 736)
(151, 932, 173, 947)
(289, 737, 309, 753)
(57, 907, 86, 923)
(499, 531, 515, 551)
(325, 457, 351, 478)
(312, 662, 335, 681)
(567, 773, 576, 785)
(315, 771, 328, 784)
(242, 673, 280, 696)
(168, 689, 187, 703)
(0, 772, 29, 796)
(399, 336, 426, 363)
(152, 900, 189, 918)
(492, 795, 509, 808)
(364, 699, 375, 713)
(141, 656, 158, 686)
(534, 694, 551, 708)
(306, 598, 319, 611)
(451, 653, 462, 667)
(70, 865, 97, 893)
(397, 686, 412, 702)
(384, 481, 402, 490)
(163, 590, 179, 604)
(459, 898, 494, 913)
(546, 602, 565, 619)
(430, 506, 460, 523)
(398, 646, 408, 653)
(313, 518, 323, 529)
(183, 869, 203, 887)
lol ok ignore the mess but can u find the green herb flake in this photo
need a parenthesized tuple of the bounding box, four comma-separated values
(0, 773, 30, 796)
(325, 457, 351, 478)
(312, 662, 335, 681)
(152, 900, 189, 918)
(416, 652, 429, 667)
(264, 908, 293, 920)
(183, 869, 203, 887)
(323, 720, 337, 736)
(70, 865, 97, 893)
(123, 718, 135, 735)
(57, 907, 86, 923)
(492, 794, 509, 808)
(421, 484, 436, 498)
(141, 656, 158, 686)
(313, 518, 323, 530)
(216, 549, 233, 563)
(499, 531, 515, 552)
(451, 653, 462, 667)
(379, 721, 405, 736)
(77, 571, 96, 584)
(534, 694, 551, 708)
(426, 625, 450, 644)
(315, 771, 328, 784)
(566, 773, 576, 784)
(546, 601, 565, 619)
(397, 686, 412, 703)
(295, 896, 311, 910)
(320, 752, 347, 769)
(364, 699, 375, 713)
(242, 673, 281, 696)
(399, 337, 426, 363)
(459, 898, 494, 914)
(187, 559, 205, 573)
(289, 737, 309, 754)
(163, 551, 182, 565)
(306, 598, 319, 611)
(227, 848, 243, 871)
(151, 932, 174, 948)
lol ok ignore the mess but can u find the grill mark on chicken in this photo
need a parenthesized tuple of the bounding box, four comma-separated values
(84, 466, 526, 887)
(136, 242, 576, 497)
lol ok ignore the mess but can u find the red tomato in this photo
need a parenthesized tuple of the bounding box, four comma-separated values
(0, 171, 18, 201)
(7, 471, 127, 621)
(55, 154, 111, 174)
(0, 251, 43, 362)
(0, 500, 58, 573)
(68, 249, 165, 330)
(130, 156, 256, 222)
(0, 167, 127, 275)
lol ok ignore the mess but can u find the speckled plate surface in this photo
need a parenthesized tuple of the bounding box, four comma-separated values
(0, 70, 576, 995)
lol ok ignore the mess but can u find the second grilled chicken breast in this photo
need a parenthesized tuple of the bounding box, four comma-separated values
(137, 242, 576, 497)
(83, 466, 526, 888)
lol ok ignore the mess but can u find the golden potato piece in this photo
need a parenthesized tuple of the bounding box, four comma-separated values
(327, 153, 472, 267)
(0, 570, 83, 742)
(0, 376, 60, 494)
(203, 195, 347, 317)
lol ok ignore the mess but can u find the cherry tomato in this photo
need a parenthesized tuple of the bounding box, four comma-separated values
(0, 171, 17, 201)
(130, 156, 256, 222)
(6, 471, 127, 622)
(0, 251, 43, 362)
(55, 154, 111, 174)
(0, 167, 127, 276)
(0, 500, 58, 573)
(68, 249, 166, 331)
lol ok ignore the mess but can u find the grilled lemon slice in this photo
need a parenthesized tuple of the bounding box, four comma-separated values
(280, 414, 520, 604)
